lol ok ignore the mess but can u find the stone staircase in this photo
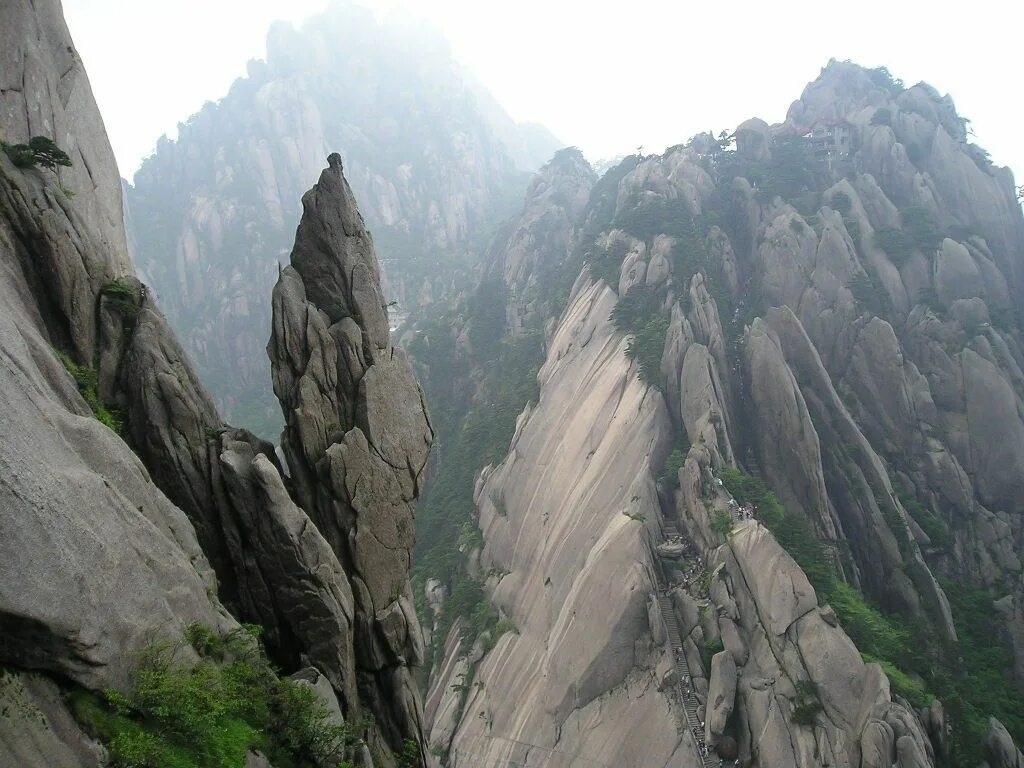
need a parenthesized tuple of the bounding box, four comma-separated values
(655, 522, 719, 768)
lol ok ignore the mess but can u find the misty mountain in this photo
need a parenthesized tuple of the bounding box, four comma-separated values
(126, 1, 561, 436)
(1, 1, 436, 766)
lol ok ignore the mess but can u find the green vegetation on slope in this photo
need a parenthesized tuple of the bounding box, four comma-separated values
(54, 349, 122, 433)
(70, 624, 361, 768)
(409, 277, 545, 668)
(100, 279, 142, 321)
(610, 285, 670, 388)
(721, 468, 1024, 765)
(2, 136, 73, 171)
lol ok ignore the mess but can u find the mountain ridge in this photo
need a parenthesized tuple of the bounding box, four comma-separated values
(417, 58, 1024, 768)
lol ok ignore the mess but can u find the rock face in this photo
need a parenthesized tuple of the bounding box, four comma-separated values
(0, 672, 103, 768)
(424, 59, 1024, 767)
(427, 277, 687, 767)
(985, 718, 1024, 768)
(1, 3, 434, 766)
(491, 147, 597, 333)
(127, 2, 561, 436)
(705, 651, 737, 745)
(269, 154, 434, 761)
(0, 0, 228, 699)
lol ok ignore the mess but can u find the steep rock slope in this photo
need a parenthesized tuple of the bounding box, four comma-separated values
(0, 2, 433, 765)
(0, 0, 228, 701)
(426, 61, 1024, 767)
(408, 148, 596, 663)
(427, 277, 686, 766)
(127, 1, 561, 434)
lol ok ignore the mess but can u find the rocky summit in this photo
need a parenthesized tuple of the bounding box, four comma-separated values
(1, 2, 1023, 768)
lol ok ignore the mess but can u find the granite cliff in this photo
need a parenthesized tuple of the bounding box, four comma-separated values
(420, 61, 1024, 768)
(0, 2, 432, 766)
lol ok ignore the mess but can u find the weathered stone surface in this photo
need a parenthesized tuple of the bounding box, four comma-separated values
(0, 671, 103, 768)
(419, 57, 1024, 768)
(2, 8, 435, 768)
(427, 277, 679, 767)
(270, 157, 433, 764)
(705, 651, 737, 744)
(496, 148, 596, 326)
(985, 717, 1024, 768)
(0, 0, 230, 693)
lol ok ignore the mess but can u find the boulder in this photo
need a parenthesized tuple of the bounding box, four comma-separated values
(705, 651, 737, 744)
(985, 718, 1024, 768)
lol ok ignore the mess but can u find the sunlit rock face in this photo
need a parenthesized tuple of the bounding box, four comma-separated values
(127, 3, 561, 437)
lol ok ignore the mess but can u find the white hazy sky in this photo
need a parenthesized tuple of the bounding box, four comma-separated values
(64, 0, 1022, 184)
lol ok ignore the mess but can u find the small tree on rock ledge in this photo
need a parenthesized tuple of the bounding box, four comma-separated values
(1, 135, 72, 171)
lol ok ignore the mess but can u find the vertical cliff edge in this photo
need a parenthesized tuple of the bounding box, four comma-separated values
(0, 2, 432, 766)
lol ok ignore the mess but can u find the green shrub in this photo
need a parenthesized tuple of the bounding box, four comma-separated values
(611, 285, 670, 388)
(586, 240, 629, 287)
(791, 679, 823, 726)
(894, 481, 951, 550)
(870, 108, 893, 127)
(711, 509, 734, 539)
(659, 444, 688, 488)
(2, 141, 36, 168)
(396, 739, 422, 768)
(493, 617, 518, 638)
(848, 269, 889, 317)
(867, 66, 905, 95)
(863, 655, 931, 708)
(2, 136, 72, 170)
(900, 206, 944, 252)
(876, 207, 944, 265)
(702, 638, 724, 670)
(831, 192, 853, 216)
(100, 279, 142, 321)
(71, 624, 361, 768)
(489, 490, 508, 518)
(456, 520, 484, 552)
(875, 227, 915, 266)
(54, 349, 122, 433)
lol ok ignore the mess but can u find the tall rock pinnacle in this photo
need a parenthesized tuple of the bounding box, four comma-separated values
(269, 154, 434, 764)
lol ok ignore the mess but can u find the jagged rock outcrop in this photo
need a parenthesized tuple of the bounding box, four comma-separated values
(127, 2, 561, 435)
(984, 718, 1024, 768)
(269, 153, 434, 763)
(489, 147, 597, 333)
(705, 651, 736, 745)
(705, 523, 936, 767)
(1, 3, 435, 766)
(0, 0, 230, 702)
